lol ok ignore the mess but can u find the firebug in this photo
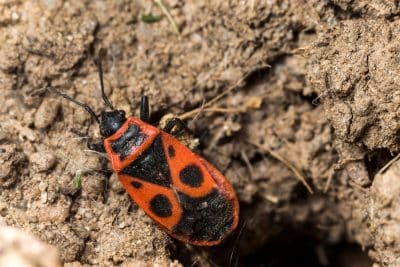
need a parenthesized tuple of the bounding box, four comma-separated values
(49, 57, 239, 246)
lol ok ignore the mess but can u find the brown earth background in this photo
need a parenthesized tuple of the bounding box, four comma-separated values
(0, 1, 399, 267)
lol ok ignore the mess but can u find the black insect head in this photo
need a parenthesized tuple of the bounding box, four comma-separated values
(96, 55, 126, 137)
(99, 110, 126, 137)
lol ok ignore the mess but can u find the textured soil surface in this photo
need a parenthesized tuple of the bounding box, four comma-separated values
(0, 1, 399, 266)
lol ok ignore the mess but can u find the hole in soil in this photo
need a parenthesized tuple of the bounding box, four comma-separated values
(299, 91, 320, 107)
(148, 107, 170, 124)
(238, 234, 372, 267)
(169, 224, 372, 267)
(365, 148, 393, 178)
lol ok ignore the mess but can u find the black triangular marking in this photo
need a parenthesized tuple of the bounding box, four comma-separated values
(121, 136, 172, 187)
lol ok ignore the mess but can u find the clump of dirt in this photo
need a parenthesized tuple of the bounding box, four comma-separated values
(308, 19, 400, 161)
(369, 159, 400, 265)
(330, 0, 400, 17)
(0, 142, 27, 188)
(0, 226, 61, 267)
(0, 0, 399, 266)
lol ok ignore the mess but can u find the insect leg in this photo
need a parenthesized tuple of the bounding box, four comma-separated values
(70, 128, 105, 153)
(163, 118, 193, 136)
(87, 141, 106, 153)
(140, 95, 150, 122)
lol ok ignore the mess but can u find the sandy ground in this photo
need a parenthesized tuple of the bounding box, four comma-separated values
(0, 1, 399, 266)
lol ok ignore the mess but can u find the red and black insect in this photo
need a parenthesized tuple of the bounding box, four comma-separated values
(50, 59, 239, 246)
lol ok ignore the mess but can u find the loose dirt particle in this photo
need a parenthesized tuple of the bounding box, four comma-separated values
(0, 143, 26, 187)
(34, 98, 61, 129)
(345, 161, 371, 187)
(0, 226, 61, 267)
(29, 151, 57, 172)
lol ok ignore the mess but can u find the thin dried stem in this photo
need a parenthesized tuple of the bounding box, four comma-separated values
(154, 0, 180, 36)
(247, 140, 314, 194)
(377, 153, 400, 175)
(178, 64, 269, 120)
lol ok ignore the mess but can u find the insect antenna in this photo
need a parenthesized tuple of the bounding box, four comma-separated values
(47, 87, 100, 124)
(96, 49, 114, 110)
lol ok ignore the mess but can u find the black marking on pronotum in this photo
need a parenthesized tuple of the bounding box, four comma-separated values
(173, 189, 234, 242)
(121, 136, 172, 187)
(150, 194, 173, 217)
(179, 164, 203, 187)
(111, 124, 147, 160)
(111, 124, 140, 150)
(168, 145, 175, 157)
(131, 181, 142, 189)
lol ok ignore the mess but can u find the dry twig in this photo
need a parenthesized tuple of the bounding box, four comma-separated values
(377, 152, 400, 175)
(154, 0, 180, 36)
(247, 140, 314, 194)
(178, 64, 269, 120)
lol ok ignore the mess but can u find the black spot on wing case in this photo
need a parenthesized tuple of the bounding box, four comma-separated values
(179, 164, 204, 187)
(173, 188, 235, 243)
(150, 194, 173, 217)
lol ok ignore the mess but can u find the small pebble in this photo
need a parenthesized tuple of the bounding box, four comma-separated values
(40, 191, 48, 204)
(345, 160, 371, 187)
(34, 99, 60, 129)
(30, 152, 57, 172)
